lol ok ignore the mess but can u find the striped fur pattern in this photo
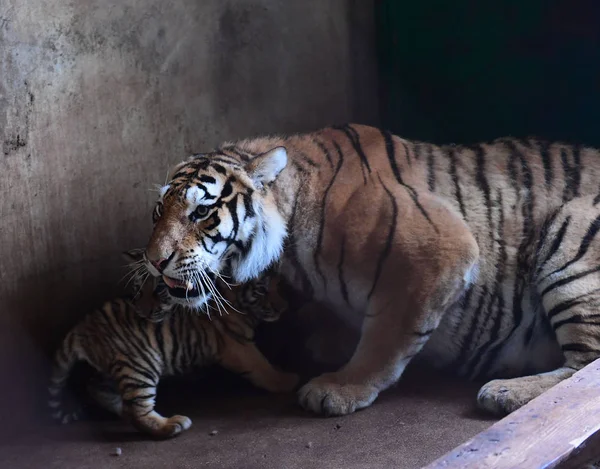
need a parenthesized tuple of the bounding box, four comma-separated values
(145, 124, 600, 417)
(48, 252, 297, 438)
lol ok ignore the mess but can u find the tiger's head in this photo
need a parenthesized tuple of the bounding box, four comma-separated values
(143, 146, 288, 310)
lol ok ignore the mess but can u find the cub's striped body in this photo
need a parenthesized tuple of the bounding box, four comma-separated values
(48, 255, 297, 438)
(145, 124, 600, 417)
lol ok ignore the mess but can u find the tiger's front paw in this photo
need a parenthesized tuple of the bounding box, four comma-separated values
(298, 373, 378, 416)
(477, 378, 539, 416)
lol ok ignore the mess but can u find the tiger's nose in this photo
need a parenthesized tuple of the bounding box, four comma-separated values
(151, 259, 167, 272)
(151, 252, 175, 273)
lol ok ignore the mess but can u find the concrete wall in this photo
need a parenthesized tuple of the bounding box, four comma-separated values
(0, 0, 378, 429)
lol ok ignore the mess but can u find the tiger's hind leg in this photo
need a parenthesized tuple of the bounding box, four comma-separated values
(113, 362, 191, 438)
(478, 195, 600, 415)
(86, 375, 123, 416)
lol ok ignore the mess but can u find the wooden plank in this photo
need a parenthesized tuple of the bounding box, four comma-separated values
(421, 359, 600, 469)
(557, 434, 600, 469)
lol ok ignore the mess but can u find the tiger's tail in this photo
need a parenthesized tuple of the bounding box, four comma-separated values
(48, 330, 83, 424)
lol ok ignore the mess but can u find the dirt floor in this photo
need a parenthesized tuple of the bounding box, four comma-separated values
(0, 367, 497, 469)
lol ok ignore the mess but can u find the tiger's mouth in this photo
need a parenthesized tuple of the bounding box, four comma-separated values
(161, 273, 215, 299)
(162, 275, 199, 298)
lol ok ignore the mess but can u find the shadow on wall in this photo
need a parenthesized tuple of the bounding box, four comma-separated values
(0, 0, 379, 433)
(209, 1, 379, 138)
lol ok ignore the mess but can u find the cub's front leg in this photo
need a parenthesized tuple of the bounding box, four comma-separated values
(218, 333, 300, 393)
(299, 191, 479, 416)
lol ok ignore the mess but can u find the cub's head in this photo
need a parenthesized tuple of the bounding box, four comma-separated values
(143, 146, 288, 310)
(123, 248, 175, 322)
(221, 270, 290, 323)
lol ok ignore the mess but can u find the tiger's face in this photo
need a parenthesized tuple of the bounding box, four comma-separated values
(144, 147, 288, 310)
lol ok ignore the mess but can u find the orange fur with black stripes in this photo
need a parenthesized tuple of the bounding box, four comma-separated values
(48, 251, 297, 438)
(144, 124, 600, 416)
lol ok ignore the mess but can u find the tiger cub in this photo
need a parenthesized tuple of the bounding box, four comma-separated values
(48, 250, 298, 439)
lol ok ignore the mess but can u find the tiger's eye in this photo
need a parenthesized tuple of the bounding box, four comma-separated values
(195, 206, 209, 217)
(190, 205, 211, 222)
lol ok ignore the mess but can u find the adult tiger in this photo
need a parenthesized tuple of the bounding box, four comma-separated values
(143, 123, 600, 417)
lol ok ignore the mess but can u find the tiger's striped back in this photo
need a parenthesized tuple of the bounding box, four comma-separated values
(398, 137, 600, 378)
(235, 128, 600, 379)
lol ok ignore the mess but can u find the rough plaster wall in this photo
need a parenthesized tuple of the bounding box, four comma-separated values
(0, 0, 378, 429)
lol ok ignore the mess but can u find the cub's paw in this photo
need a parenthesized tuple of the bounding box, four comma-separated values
(298, 374, 378, 416)
(477, 377, 544, 416)
(276, 372, 301, 393)
(140, 307, 171, 323)
(263, 372, 301, 393)
(160, 415, 192, 438)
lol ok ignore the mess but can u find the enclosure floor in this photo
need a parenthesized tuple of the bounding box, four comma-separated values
(0, 369, 496, 469)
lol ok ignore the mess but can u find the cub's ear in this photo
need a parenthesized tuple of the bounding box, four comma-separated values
(245, 147, 288, 187)
(121, 248, 145, 264)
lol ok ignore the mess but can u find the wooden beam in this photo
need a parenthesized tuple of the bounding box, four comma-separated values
(422, 359, 600, 469)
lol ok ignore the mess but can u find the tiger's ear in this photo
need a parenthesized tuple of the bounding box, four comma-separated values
(121, 248, 145, 264)
(245, 147, 288, 186)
